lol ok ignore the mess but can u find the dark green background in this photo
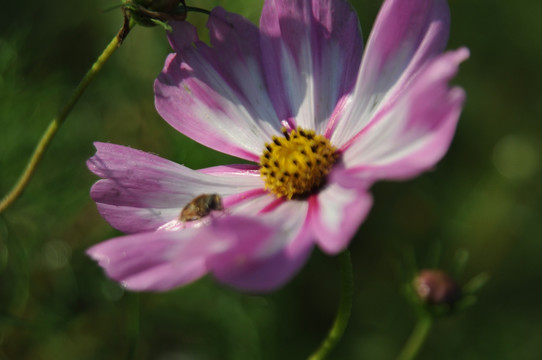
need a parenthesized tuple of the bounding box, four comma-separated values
(1, 0, 541, 359)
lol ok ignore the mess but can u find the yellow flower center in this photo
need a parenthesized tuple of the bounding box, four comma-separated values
(259, 127, 338, 199)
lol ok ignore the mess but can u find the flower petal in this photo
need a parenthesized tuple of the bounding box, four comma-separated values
(88, 142, 263, 233)
(87, 216, 276, 292)
(308, 182, 373, 254)
(212, 200, 314, 292)
(155, 8, 283, 161)
(260, 0, 363, 134)
(340, 48, 468, 181)
(87, 229, 206, 291)
(331, 0, 451, 146)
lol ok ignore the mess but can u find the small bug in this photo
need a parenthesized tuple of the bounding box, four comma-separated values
(179, 194, 224, 222)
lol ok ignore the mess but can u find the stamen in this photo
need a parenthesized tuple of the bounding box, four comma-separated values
(259, 127, 338, 199)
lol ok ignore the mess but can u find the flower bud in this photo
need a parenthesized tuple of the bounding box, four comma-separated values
(413, 269, 461, 306)
(133, 0, 183, 13)
(125, 0, 187, 28)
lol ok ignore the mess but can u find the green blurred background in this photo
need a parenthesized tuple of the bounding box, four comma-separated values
(1, 0, 541, 359)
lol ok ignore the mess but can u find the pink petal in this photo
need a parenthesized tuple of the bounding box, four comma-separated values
(155, 8, 283, 161)
(330, 0, 451, 146)
(224, 190, 276, 215)
(308, 182, 373, 254)
(213, 200, 314, 292)
(340, 48, 469, 182)
(87, 216, 276, 292)
(197, 164, 261, 176)
(259, 0, 363, 134)
(87, 229, 207, 291)
(88, 142, 262, 233)
(89, 203, 181, 234)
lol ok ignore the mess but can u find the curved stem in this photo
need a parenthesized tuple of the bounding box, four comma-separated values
(308, 250, 354, 360)
(396, 314, 433, 360)
(0, 24, 133, 213)
(185, 6, 212, 15)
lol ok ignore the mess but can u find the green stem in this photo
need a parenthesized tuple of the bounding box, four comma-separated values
(185, 6, 211, 15)
(308, 250, 354, 360)
(0, 24, 133, 214)
(396, 314, 433, 360)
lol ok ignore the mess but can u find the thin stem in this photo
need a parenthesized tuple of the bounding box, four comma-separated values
(185, 6, 211, 15)
(396, 314, 433, 360)
(0, 24, 133, 213)
(308, 250, 354, 360)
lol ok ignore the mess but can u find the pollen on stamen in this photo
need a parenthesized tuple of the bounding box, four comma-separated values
(259, 127, 339, 199)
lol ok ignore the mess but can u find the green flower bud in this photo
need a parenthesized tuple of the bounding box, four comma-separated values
(133, 0, 182, 13)
(124, 0, 187, 28)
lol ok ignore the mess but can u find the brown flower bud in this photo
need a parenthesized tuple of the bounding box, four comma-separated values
(413, 269, 461, 306)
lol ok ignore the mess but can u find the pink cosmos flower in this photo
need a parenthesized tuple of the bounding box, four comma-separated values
(87, 0, 468, 292)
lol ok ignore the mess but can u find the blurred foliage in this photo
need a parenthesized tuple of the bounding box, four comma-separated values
(1, 0, 541, 359)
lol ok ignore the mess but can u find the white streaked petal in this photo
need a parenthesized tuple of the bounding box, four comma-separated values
(309, 182, 372, 254)
(155, 10, 283, 161)
(88, 143, 263, 233)
(330, 0, 451, 147)
(259, 0, 363, 134)
(342, 49, 468, 181)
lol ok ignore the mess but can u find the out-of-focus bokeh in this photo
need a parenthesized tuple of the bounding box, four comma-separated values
(1, 0, 541, 359)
